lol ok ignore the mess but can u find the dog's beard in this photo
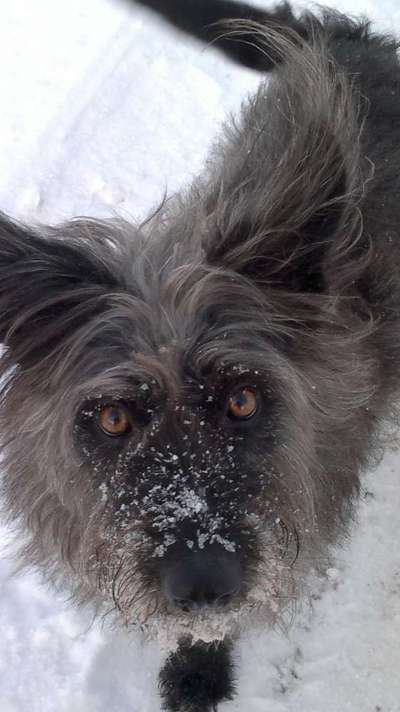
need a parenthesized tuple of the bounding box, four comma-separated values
(83, 515, 300, 648)
(135, 563, 296, 648)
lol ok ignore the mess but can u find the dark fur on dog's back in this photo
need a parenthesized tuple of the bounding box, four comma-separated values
(132, 0, 307, 68)
(1, 2, 400, 710)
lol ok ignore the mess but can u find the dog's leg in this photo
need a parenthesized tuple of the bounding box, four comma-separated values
(133, 0, 305, 69)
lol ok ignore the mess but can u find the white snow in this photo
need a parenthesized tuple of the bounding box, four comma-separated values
(0, 0, 399, 710)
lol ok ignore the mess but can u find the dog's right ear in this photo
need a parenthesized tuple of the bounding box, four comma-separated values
(0, 213, 127, 371)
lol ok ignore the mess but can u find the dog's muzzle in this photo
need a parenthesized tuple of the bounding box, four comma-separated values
(160, 545, 242, 613)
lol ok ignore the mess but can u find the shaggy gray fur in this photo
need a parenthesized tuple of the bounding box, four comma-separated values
(0, 4, 399, 652)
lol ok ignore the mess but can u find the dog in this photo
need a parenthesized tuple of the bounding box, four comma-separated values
(1, 1, 400, 710)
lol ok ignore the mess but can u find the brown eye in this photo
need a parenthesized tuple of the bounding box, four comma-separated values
(228, 387, 259, 420)
(98, 404, 131, 437)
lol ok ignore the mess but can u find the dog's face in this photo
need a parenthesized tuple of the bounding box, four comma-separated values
(0, 214, 370, 643)
(0, 51, 378, 643)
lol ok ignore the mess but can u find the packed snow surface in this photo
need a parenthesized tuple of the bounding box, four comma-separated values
(0, 0, 399, 710)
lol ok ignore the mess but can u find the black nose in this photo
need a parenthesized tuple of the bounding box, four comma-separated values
(161, 547, 241, 612)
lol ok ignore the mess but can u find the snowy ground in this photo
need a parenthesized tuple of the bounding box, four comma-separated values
(0, 1, 399, 710)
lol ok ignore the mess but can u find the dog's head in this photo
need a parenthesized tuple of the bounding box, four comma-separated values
(0, 37, 378, 643)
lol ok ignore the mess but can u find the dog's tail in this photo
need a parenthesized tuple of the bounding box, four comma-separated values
(130, 0, 308, 70)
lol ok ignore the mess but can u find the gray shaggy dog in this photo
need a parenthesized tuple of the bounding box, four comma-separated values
(1, 1, 400, 709)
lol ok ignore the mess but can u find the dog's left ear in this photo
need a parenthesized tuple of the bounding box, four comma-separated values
(0, 214, 127, 369)
(205, 49, 364, 295)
